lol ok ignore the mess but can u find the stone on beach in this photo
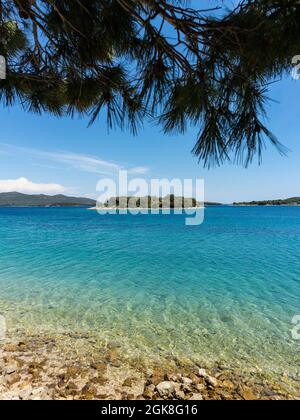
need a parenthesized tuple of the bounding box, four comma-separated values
(175, 389, 186, 400)
(19, 385, 32, 400)
(5, 364, 18, 375)
(31, 387, 53, 400)
(166, 373, 182, 382)
(0, 333, 297, 401)
(3, 344, 18, 353)
(149, 368, 165, 386)
(123, 377, 135, 387)
(181, 377, 193, 385)
(156, 381, 175, 398)
(206, 376, 219, 388)
(237, 385, 256, 400)
(198, 368, 208, 378)
(189, 393, 203, 400)
(5, 373, 20, 386)
(143, 384, 155, 400)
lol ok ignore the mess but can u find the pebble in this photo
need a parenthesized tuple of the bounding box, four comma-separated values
(181, 384, 193, 394)
(181, 377, 193, 385)
(222, 379, 235, 390)
(150, 368, 165, 386)
(143, 384, 155, 400)
(239, 388, 256, 400)
(5, 373, 20, 386)
(175, 389, 186, 400)
(169, 373, 183, 382)
(19, 386, 33, 400)
(198, 368, 208, 378)
(3, 345, 18, 353)
(156, 381, 175, 398)
(123, 378, 135, 387)
(5, 364, 17, 375)
(206, 376, 218, 388)
(189, 393, 203, 401)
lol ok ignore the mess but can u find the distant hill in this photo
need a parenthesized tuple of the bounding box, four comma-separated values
(205, 202, 223, 207)
(233, 197, 300, 206)
(0, 192, 96, 207)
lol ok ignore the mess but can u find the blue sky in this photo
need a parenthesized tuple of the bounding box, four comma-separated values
(0, 76, 300, 203)
(0, 1, 300, 203)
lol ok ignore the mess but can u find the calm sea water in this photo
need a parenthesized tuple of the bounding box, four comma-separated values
(0, 207, 299, 376)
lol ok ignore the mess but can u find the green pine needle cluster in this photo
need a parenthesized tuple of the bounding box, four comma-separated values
(1, 0, 299, 166)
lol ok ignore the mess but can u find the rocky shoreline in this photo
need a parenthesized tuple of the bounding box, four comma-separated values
(0, 333, 299, 400)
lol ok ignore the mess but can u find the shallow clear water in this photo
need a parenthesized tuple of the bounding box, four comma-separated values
(0, 207, 299, 376)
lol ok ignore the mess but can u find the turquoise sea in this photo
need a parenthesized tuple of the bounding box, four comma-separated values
(0, 206, 299, 378)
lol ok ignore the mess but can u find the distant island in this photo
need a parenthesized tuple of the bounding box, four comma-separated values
(96, 195, 222, 209)
(0, 192, 96, 207)
(2, 193, 299, 208)
(233, 197, 300, 206)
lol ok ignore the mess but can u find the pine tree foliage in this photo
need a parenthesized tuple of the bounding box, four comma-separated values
(0, 0, 300, 166)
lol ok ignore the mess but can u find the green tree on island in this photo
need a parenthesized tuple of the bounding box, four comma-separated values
(0, 0, 299, 166)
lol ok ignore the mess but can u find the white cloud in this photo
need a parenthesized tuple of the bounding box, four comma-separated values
(128, 166, 149, 175)
(49, 151, 121, 175)
(0, 177, 66, 194)
(0, 144, 149, 176)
